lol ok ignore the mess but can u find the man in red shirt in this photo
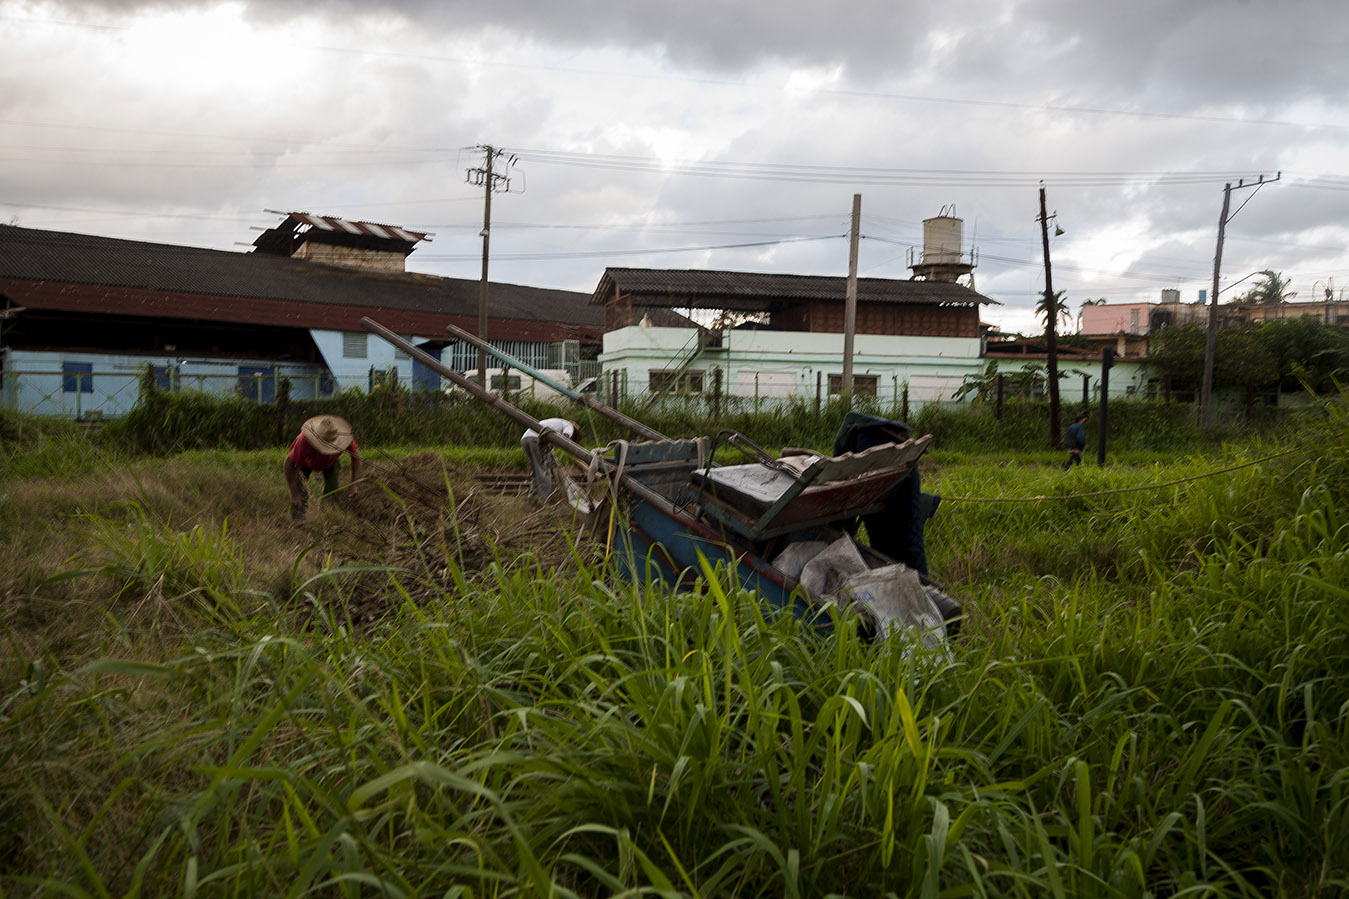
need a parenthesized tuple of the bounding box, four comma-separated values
(284, 414, 363, 520)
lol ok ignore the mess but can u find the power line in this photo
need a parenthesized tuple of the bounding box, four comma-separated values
(416, 234, 842, 262)
(510, 149, 1263, 188)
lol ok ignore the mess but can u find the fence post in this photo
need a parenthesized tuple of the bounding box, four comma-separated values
(712, 367, 722, 421)
(1097, 347, 1114, 466)
(815, 371, 821, 415)
(996, 374, 1005, 421)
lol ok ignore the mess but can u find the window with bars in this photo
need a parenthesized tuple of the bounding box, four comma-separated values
(152, 365, 178, 391)
(62, 361, 93, 393)
(827, 373, 878, 396)
(649, 370, 704, 394)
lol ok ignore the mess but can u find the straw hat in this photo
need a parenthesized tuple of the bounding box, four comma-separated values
(301, 415, 353, 454)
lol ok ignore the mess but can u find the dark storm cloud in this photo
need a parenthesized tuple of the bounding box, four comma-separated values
(8, 0, 1345, 328)
(40, 0, 1346, 110)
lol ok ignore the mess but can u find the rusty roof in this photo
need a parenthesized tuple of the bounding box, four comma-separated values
(252, 211, 432, 256)
(593, 267, 997, 310)
(278, 212, 431, 244)
(0, 225, 599, 340)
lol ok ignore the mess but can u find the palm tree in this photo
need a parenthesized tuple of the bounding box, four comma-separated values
(1237, 270, 1294, 306)
(1037, 288, 1070, 445)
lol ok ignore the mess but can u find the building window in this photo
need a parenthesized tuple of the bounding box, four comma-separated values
(342, 332, 367, 359)
(827, 373, 878, 396)
(62, 361, 93, 394)
(152, 364, 178, 391)
(649, 370, 704, 394)
(237, 366, 275, 403)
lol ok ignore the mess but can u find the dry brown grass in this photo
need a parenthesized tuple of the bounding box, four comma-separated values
(1, 448, 588, 670)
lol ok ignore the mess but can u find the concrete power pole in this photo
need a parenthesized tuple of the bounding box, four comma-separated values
(842, 193, 861, 403)
(1200, 182, 1231, 428)
(466, 146, 514, 387)
(1199, 173, 1279, 428)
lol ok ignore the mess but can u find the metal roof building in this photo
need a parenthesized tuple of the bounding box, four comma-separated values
(0, 221, 601, 417)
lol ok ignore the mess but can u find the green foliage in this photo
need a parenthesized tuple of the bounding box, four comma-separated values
(911, 396, 1222, 453)
(4, 396, 1349, 894)
(1147, 317, 1347, 394)
(1035, 288, 1070, 330)
(1232, 269, 1293, 306)
(1256, 316, 1349, 390)
(1146, 320, 1208, 386)
(0, 409, 112, 480)
(953, 360, 1050, 404)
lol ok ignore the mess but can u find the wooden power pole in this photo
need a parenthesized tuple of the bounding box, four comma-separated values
(466, 146, 513, 387)
(1038, 185, 1062, 448)
(1199, 182, 1231, 428)
(1200, 173, 1279, 427)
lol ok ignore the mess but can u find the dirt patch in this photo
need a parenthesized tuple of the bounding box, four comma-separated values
(287, 452, 597, 621)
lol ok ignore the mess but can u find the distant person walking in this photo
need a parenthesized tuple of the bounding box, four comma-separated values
(285, 414, 362, 520)
(521, 418, 579, 502)
(1062, 412, 1089, 470)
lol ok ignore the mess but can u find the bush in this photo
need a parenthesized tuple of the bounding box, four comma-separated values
(95, 375, 1299, 460)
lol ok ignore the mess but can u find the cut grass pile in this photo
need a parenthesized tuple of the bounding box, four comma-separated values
(1, 400, 1346, 896)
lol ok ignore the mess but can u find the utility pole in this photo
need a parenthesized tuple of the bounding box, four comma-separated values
(1038, 184, 1062, 448)
(466, 146, 514, 387)
(842, 193, 861, 404)
(1200, 183, 1231, 429)
(1200, 172, 1279, 427)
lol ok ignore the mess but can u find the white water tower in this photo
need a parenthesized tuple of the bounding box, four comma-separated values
(909, 206, 976, 284)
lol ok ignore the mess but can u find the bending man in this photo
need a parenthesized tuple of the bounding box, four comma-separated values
(285, 414, 362, 520)
(521, 418, 579, 503)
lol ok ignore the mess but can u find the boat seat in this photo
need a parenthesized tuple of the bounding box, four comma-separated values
(688, 435, 932, 540)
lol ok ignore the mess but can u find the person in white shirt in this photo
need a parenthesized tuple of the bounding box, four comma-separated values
(521, 418, 580, 502)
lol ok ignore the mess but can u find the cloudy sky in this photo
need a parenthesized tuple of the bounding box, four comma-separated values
(2, 0, 1346, 333)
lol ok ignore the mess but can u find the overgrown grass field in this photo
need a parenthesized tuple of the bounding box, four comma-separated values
(1, 397, 1345, 896)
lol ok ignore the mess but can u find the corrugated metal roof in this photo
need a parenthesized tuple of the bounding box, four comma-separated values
(283, 212, 430, 244)
(0, 225, 599, 339)
(593, 267, 997, 308)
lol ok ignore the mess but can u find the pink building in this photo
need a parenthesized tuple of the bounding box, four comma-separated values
(1081, 302, 1152, 336)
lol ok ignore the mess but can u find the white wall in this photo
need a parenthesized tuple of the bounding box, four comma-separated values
(1058, 358, 1150, 400)
(0, 349, 328, 418)
(309, 329, 441, 391)
(599, 325, 985, 403)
